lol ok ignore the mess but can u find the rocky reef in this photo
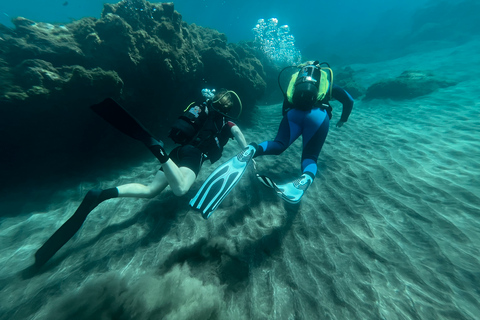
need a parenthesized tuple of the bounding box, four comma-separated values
(333, 66, 365, 100)
(364, 70, 456, 101)
(0, 0, 268, 189)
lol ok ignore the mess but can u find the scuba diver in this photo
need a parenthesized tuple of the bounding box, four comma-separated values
(254, 60, 354, 203)
(34, 88, 248, 267)
(188, 61, 353, 218)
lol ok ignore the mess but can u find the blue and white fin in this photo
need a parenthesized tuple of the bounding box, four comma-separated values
(257, 173, 313, 204)
(190, 144, 257, 219)
(256, 173, 279, 190)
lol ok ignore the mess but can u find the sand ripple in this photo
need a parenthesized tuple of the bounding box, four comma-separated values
(1, 42, 480, 319)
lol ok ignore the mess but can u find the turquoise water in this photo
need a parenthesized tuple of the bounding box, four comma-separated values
(1, 0, 434, 62)
(1, 1, 480, 319)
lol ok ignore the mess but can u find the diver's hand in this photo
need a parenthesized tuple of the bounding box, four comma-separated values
(336, 120, 345, 128)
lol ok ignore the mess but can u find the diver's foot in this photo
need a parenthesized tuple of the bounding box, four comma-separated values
(144, 136, 164, 148)
(143, 137, 168, 163)
(274, 173, 314, 204)
(147, 144, 169, 163)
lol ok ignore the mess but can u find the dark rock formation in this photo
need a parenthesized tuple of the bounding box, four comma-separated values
(363, 70, 456, 101)
(333, 66, 365, 99)
(0, 0, 267, 190)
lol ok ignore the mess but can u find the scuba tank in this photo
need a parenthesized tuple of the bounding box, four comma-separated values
(292, 64, 322, 106)
(168, 88, 243, 146)
(168, 101, 209, 145)
(278, 61, 333, 111)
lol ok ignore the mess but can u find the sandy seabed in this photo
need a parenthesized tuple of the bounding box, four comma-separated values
(1, 40, 479, 320)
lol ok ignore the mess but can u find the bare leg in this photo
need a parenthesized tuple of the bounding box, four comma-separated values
(161, 159, 197, 196)
(116, 170, 169, 198)
(117, 161, 197, 198)
(35, 161, 196, 267)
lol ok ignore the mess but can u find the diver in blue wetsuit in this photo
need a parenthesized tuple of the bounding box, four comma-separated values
(254, 61, 354, 203)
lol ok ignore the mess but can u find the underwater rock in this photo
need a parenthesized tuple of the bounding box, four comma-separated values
(200, 42, 266, 109)
(0, 0, 268, 188)
(0, 57, 13, 95)
(363, 70, 456, 100)
(3, 59, 123, 103)
(6, 17, 85, 66)
(334, 66, 365, 99)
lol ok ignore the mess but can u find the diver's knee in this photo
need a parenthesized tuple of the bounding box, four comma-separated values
(272, 141, 288, 155)
(144, 192, 156, 199)
(171, 185, 189, 197)
(172, 189, 186, 197)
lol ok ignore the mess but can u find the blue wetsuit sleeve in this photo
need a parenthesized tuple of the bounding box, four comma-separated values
(331, 84, 354, 122)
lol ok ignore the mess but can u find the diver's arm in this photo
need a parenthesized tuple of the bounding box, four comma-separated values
(282, 99, 293, 116)
(231, 125, 248, 149)
(331, 84, 354, 126)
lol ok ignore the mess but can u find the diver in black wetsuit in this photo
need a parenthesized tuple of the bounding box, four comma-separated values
(34, 89, 247, 267)
(254, 61, 354, 203)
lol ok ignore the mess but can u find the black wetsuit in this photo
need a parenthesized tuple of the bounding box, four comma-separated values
(167, 103, 236, 176)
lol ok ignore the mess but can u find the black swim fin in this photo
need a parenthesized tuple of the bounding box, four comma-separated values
(34, 189, 113, 267)
(90, 98, 162, 147)
(190, 144, 257, 219)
